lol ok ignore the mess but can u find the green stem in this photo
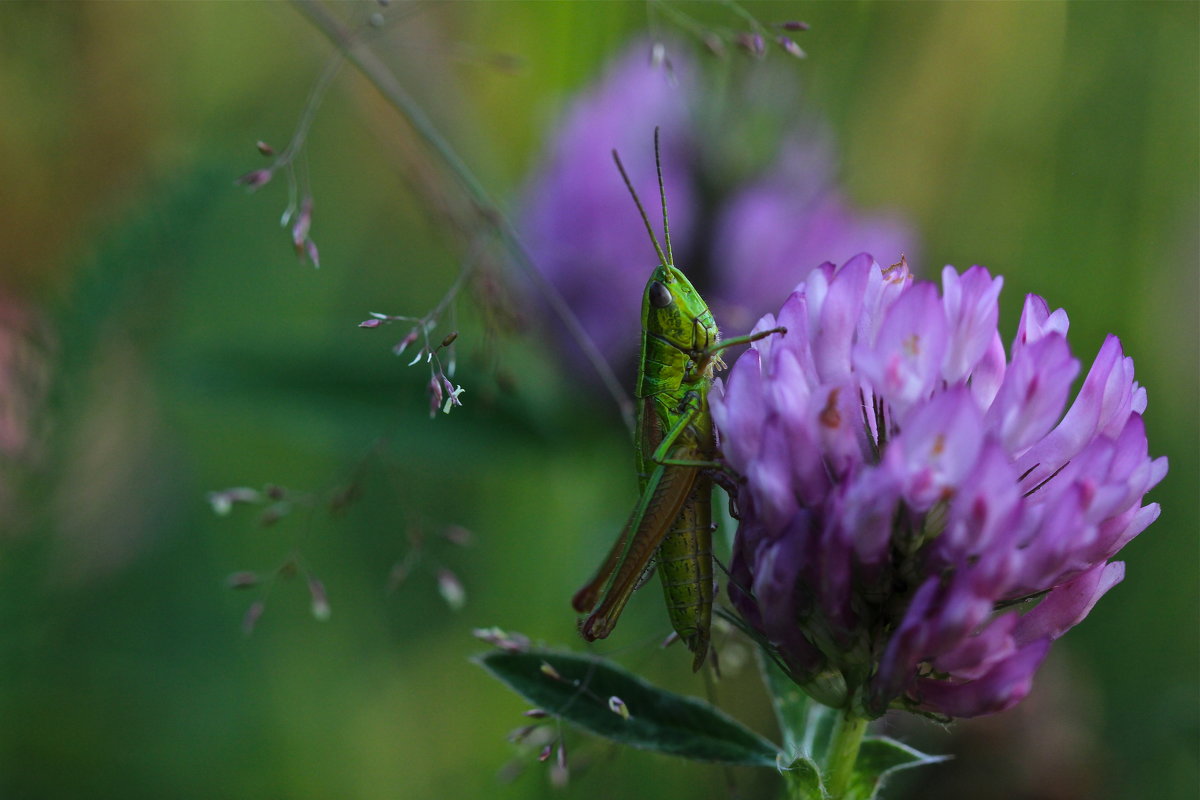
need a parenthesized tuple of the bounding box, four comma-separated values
(825, 713, 868, 800)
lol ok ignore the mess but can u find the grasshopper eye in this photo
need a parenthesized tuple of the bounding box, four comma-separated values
(649, 280, 673, 308)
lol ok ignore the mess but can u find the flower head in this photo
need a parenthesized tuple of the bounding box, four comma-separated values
(711, 254, 1166, 719)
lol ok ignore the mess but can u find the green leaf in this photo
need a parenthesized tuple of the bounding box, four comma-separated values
(475, 649, 782, 767)
(758, 651, 838, 764)
(847, 736, 949, 800)
(780, 754, 826, 800)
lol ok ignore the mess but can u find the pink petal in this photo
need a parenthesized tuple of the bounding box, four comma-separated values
(1014, 561, 1124, 645)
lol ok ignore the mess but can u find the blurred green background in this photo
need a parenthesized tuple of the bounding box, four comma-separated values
(0, 2, 1195, 799)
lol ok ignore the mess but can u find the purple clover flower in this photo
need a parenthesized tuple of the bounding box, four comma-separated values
(520, 41, 917, 368)
(711, 254, 1166, 719)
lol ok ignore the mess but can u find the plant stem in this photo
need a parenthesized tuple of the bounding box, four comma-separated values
(289, 0, 637, 434)
(825, 712, 868, 800)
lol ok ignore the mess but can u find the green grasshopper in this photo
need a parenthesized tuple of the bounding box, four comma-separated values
(571, 131, 786, 671)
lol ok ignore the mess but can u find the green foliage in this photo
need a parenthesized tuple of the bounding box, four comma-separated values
(780, 754, 824, 799)
(760, 652, 837, 763)
(847, 738, 949, 800)
(476, 649, 782, 767)
(759, 654, 945, 799)
(775, 736, 945, 800)
(478, 648, 946, 798)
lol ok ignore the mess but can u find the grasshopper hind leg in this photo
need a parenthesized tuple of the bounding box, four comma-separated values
(576, 460, 700, 642)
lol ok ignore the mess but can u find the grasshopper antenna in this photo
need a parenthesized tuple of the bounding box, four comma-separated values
(612, 147, 672, 270)
(654, 126, 673, 268)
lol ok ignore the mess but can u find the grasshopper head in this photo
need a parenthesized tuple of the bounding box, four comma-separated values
(642, 263, 719, 357)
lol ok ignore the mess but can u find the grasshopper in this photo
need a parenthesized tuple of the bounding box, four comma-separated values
(571, 131, 786, 671)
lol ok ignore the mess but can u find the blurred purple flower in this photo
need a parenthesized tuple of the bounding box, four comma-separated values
(711, 139, 913, 334)
(521, 41, 698, 362)
(710, 254, 1166, 719)
(520, 40, 917, 367)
